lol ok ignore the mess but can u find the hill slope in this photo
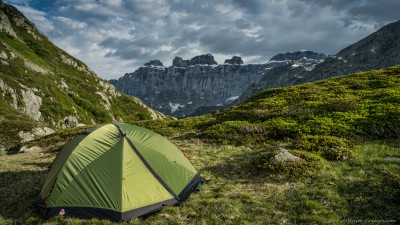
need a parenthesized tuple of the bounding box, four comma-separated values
(0, 2, 164, 149)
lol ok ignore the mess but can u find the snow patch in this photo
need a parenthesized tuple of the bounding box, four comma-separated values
(226, 96, 239, 101)
(169, 102, 184, 113)
(147, 65, 166, 70)
(187, 102, 193, 105)
(304, 65, 316, 71)
(268, 60, 290, 63)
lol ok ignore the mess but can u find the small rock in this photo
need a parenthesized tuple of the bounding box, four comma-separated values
(32, 127, 55, 136)
(19, 145, 41, 153)
(76, 123, 86, 127)
(0, 50, 8, 59)
(270, 148, 303, 163)
(18, 131, 35, 143)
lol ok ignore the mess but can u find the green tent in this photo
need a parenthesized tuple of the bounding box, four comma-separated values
(36, 123, 203, 221)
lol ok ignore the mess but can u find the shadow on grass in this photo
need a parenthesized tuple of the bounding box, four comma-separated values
(205, 152, 273, 182)
(22, 162, 51, 168)
(0, 170, 46, 221)
(334, 162, 400, 221)
(336, 179, 400, 221)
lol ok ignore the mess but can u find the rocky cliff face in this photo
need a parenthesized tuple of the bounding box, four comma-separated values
(0, 2, 164, 150)
(112, 55, 276, 117)
(112, 51, 327, 117)
(238, 20, 400, 103)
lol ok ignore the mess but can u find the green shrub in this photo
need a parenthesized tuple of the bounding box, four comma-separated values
(383, 171, 400, 203)
(263, 117, 300, 139)
(69, 93, 112, 123)
(293, 135, 350, 161)
(361, 110, 400, 139)
(25, 39, 49, 57)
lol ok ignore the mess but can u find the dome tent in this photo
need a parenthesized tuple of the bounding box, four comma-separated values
(36, 123, 203, 222)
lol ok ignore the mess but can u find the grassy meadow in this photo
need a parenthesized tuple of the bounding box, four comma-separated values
(1, 66, 400, 224)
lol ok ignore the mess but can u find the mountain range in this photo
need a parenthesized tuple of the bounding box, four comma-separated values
(110, 51, 325, 117)
(111, 20, 400, 116)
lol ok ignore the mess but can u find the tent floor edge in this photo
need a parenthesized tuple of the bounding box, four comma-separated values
(35, 197, 179, 222)
(121, 198, 178, 221)
(178, 173, 204, 203)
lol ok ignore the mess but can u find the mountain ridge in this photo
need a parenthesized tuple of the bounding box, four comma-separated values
(237, 20, 400, 103)
(0, 2, 164, 150)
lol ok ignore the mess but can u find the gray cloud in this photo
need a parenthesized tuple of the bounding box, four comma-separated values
(3, 0, 399, 79)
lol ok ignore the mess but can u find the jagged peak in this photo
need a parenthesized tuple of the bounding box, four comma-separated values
(224, 56, 243, 65)
(172, 54, 217, 67)
(144, 60, 164, 67)
(189, 54, 217, 65)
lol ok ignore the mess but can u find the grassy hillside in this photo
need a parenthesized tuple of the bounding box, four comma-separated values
(1, 66, 399, 224)
(0, 2, 164, 150)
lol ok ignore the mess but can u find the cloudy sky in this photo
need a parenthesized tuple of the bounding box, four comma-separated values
(3, 0, 400, 79)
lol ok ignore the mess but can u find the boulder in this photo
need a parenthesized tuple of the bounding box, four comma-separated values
(62, 115, 78, 128)
(270, 148, 303, 163)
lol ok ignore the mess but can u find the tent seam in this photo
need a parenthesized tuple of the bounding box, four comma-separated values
(112, 123, 180, 202)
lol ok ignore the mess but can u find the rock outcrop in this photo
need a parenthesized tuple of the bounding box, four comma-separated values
(172, 54, 218, 67)
(172, 57, 189, 67)
(270, 148, 303, 164)
(224, 56, 243, 65)
(144, 60, 164, 67)
(189, 54, 217, 65)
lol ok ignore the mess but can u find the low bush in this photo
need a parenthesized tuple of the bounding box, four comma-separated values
(293, 135, 350, 161)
